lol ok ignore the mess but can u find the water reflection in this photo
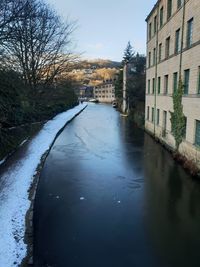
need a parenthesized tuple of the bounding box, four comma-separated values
(143, 133, 200, 267)
(34, 104, 200, 267)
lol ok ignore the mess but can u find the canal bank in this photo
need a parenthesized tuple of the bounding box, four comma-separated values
(33, 103, 200, 267)
(22, 103, 88, 267)
(144, 127, 200, 179)
(0, 104, 87, 267)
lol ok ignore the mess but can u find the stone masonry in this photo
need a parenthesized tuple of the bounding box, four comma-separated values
(145, 0, 200, 169)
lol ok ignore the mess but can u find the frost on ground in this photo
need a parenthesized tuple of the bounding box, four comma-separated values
(0, 103, 87, 267)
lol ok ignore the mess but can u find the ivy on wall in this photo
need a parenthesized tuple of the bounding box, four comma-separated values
(170, 80, 186, 150)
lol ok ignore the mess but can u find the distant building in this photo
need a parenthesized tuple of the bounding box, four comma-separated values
(85, 86, 94, 98)
(83, 69, 94, 75)
(78, 86, 94, 99)
(145, 0, 200, 169)
(93, 80, 115, 103)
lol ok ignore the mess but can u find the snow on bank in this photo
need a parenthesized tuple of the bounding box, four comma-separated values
(0, 103, 87, 267)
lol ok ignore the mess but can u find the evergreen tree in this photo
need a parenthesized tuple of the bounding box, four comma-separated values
(123, 41, 134, 64)
(114, 69, 123, 99)
(170, 80, 186, 149)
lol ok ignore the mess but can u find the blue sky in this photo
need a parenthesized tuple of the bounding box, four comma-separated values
(46, 0, 156, 61)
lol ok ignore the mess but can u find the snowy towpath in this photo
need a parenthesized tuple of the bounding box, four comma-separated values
(0, 103, 87, 267)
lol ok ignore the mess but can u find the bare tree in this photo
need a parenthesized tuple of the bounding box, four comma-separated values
(0, 0, 19, 42)
(3, 0, 77, 89)
(0, 0, 26, 67)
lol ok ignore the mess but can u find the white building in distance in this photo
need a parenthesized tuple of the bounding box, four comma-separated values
(93, 80, 115, 103)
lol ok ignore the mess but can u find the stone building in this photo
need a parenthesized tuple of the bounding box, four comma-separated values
(93, 80, 115, 103)
(145, 0, 200, 169)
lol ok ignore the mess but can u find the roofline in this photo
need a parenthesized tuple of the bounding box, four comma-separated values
(145, 0, 160, 22)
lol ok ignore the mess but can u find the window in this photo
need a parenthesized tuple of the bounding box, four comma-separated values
(157, 109, 160, 125)
(195, 120, 200, 147)
(173, 72, 178, 92)
(184, 69, 190, 94)
(152, 78, 155, 94)
(165, 36, 170, 58)
(152, 107, 154, 122)
(153, 48, 156, 65)
(183, 117, 187, 139)
(158, 77, 161, 94)
(147, 106, 150, 120)
(160, 7, 164, 27)
(149, 23, 152, 40)
(163, 111, 167, 137)
(154, 15, 157, 34)
(148, 79, 151, 94)
(167, 0, 172, 19)
(159, 43, 162, 62)
(164, 75, 169, 94)
(198, 67, 200, 94)
(148, 52, 151, 67)
(177, 0, 182, 9)
(187, 18, 193, 48)
(175, 28, 181, 53)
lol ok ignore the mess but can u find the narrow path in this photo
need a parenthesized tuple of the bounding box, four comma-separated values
(0, 104, 86, 267)
(34, 103, 200, 267)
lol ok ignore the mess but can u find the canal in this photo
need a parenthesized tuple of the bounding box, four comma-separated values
(34, 103, 200, 267)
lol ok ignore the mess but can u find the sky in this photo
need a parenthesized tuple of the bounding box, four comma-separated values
(46, 0, 156, 61)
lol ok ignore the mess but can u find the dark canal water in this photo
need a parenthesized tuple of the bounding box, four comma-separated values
(34, 103, 200, 267)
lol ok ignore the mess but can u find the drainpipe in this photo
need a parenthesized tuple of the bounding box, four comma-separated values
(179, 0, 186, 82)
(153, 5, 159, 136)
(122, 62, 127, 114)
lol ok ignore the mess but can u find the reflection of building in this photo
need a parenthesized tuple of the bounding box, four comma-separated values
(145, 0, 200, 169)
(93, 80, 115, 103)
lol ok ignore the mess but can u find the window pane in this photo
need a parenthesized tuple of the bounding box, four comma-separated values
(147, 106, 150, 120)
(148, 80, 150, 94)
(152, 107, 154, 122)
(149, 52, 151, 67)
(159, 43, 162, 62)
(195, 120, 200, 146)
(153, 48, 156, 65)
(164, 75, 168, 94)
(167, 0, 172, 19)
(154, 16, 157, 34)
(149, 23, 152, 40)
(163, 111, 167, 137)
(173, 72, 178, 92)
(157, 109, 160, 125)
(160, 7, 163, 27)
(184, 69, 190, 94)
(187, 18, 193, 47)
(177, 0, 182, 9)
(182, 117, 187, 139)
(166, 37, 170, 58)
(198, 68, 200, 94)
(175, 29, 180, 53)
(158, 77, 161, 94)
(152, 78, 155, 94)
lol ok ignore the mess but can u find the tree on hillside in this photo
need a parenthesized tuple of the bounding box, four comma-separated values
(123, 41, 135, 64)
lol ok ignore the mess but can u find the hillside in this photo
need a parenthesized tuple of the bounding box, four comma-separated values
(69, 59, 120, 87)
(77, 59, 121, 69)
